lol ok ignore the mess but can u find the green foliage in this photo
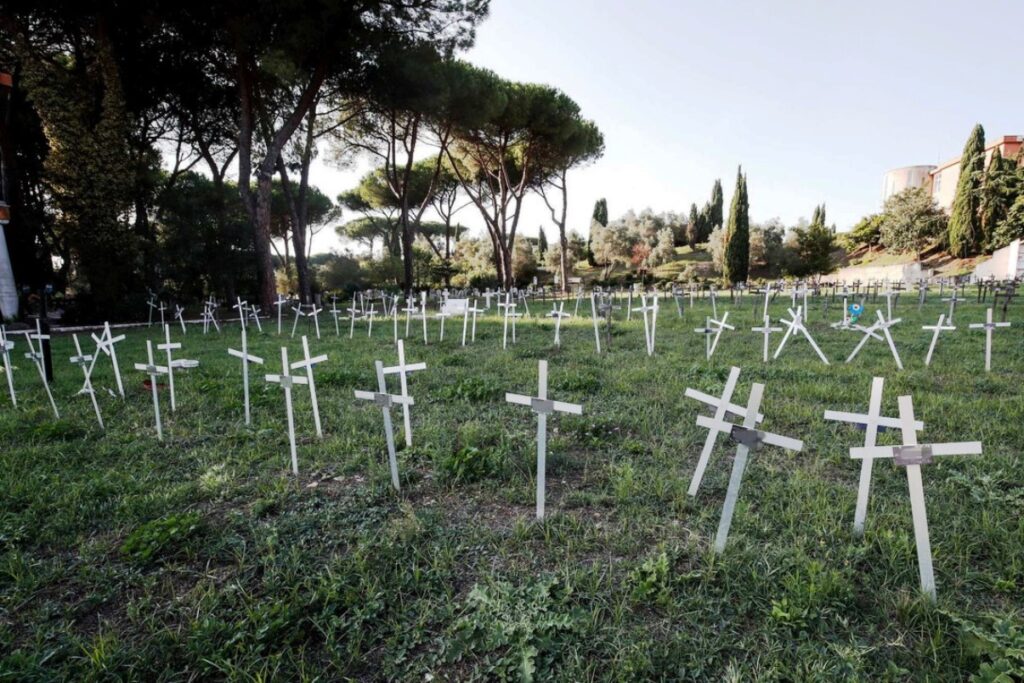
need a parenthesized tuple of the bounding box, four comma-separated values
(628, 550, 671, 607)
(788, 221, 836, 276)
(120, 513, 202, 563)
(447, 578, 583, 681)
(980, 149, 1023, 252)
(879, 187, 946, 256)
(709, 178, 724, 230)
(948, 124, 986, 257)
(591, 198, 608, 227)
(840, 213, 886, 251)
(722, 168, 750, 283)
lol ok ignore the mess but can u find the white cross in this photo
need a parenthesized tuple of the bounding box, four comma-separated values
(516, 288, 531, 318)
(330, 298, 342, 337)
(290, 304, 305, 338)
(227, 324, 264, 426)
(175, 304, 188, 334)
(500, 293, 521, 349)
(684, 366, 766, 496)
(381, 339, 426, 447)
(354, 360, 414, 491)
(401, 295, 417, 338)
(0, 326, 15, 407)
(201, 300, 221, 334)
(830, 297, 851, 330)
(846, 310, 903, 369)
(248, 303, 263, 332)
(265, 346, 309, 475)
(157, 302, 167, 328)
(968, 308, 1010, 372)
(462, 299, 484, 346)
(70, 333, 104, 428)
(632, 295, 658, 356)
(699, 382, 803, 552)
(434, 307, 452, 342)
(348, 297, 364, 338)
(274, 294, 289, 335)
(505, 360, 583, 519)
(590, 293, 602, 354)
(364, 304, 378, 338)
(547, 302, 571, 347)
(695, 312, 733, 360)
(709, 288, 719, 319)
(290, 336, 328, 438)
(774, 306, 829, 364)
(881, 290, 897, 321)
(157, 323, 198, 412)
(418, 292, 429, 343)
(146, 296, 157, 327)
(824, 376, 924, 535)
(134, 340, 169, 440)
(751, 315, 782, 363)
(850, 395, 983, 600)
(90, 322, 126, 398)
(233, 297, 249, 329)
(22, 320, 59, 417)
(941, 292, 961, 324)
(922, 314, 955, 367)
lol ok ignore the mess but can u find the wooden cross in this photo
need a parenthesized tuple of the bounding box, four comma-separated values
(751, 315, 782, 363)
(22, 320, 59, 417)
(824, 376, 923, 534)
(201, 299, 221, 334)
(0, 326, 15, 406)
(348, 297, 363, 338)
(881, 290, 897, 321)
(590, 293, 602, 354)
(505, 360, 583, 519)
(684, 366, 765, 496)
(175, 304, 187, 334)
(698, 382, 803, 551)
(70, 334, 103, 428)
(157, 323, 198, 412)
(91, 322, 126, 398)
(381, 339, 426, 447)
(329, 298, 341, 337)
(547, 302, 570, 347)
(695, 312, 733, 360)
(850, 395, 983, 600)
(941, 291, 961, 324)
(133, 340, 168, 440)
(248, 303, 263, 332)
(922, 314, 955, 367)
(846, 310, 903, 369)
(354, 360, 413, 491)
(290, 336, 328, 438)
(364, 304, 378, 338)
(774, 306, 829, 364)
(227, 323, 264, 426)
(830, 296, 850, 330)
(234, 297, 249, 328)
(968, 308, 1010, 372)
(265, 347, 309, 475)
(434, 307, 452, 342)
(500, 293, 520, 349)
(273, 294, 289, 335)
(290, 304, 305, 338)
(462, 299, 484, 346)
(401, 295, 417, 337)
(146, 295, 157, 327)
(417, 292, 429, 344)
(708, 288, 718, 319)
(631, 295, 658, 356)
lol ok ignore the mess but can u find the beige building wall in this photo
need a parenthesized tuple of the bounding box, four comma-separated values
(881, 165, 935, 202)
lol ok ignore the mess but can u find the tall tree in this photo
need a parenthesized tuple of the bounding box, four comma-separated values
(587, 197, 607, 266)
(947, 123, 985, 258)
(709, 178, 723, 229)
(979, 147, 1016, 251)
(722, 167, 749, 283)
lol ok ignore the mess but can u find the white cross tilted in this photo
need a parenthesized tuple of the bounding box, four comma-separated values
(265, 347, 309, 475)
(291, 336, 328, 438)
(695, 312, 733, 360)
(499, 293, 520, 349)
(849, 395, 983, 600)
(175, 305, 187, 334)
(547, 302, 571, 347)
(157, 324, 184, 412)
(248, 303, 263, 332)
(290, 304, 305, 338)
(349, 297, 364, 339)
(698, 381, 803, 552)
(773, 306, 829, 364)
(632, 295, 659, 356)
(381, 339, 426, 447)
(968, 308, 1010, 372)
(0, 326, 15, 406)
(134, 340, 169, 440)
(22, 320, 59, 418)
(824, 376, 924, 535)
(354, 360, 414, 492)
(941, 292, 961, 324)
(227, 324, 264, 426)
(234, 297, 249, 328)
(846, 310, 903, 369)
(922, 314, 955, 367)
(91, 322, 126, 398)
(70, 333, 104, 428)
(684, 366, 766, 496)
(590, 293, 602, 354)
(306, 305, 321, 339)
(462, 299, 484, 346)
(274, 294, 289, 335)
(505, 360, 584, 519)
(751, 315, 782, 363)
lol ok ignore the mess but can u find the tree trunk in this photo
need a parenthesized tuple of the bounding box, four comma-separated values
(254, 173, 276, 307)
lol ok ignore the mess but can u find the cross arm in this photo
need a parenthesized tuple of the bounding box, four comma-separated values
(695, 415, 803, 451)
(849, 441, 982, 460)
(823, 409, 924, 431)
(684, 388, 765, 422)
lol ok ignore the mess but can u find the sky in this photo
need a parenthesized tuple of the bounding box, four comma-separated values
(305, 0, 1024, 253)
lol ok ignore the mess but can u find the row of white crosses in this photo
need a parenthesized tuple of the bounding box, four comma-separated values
(825, 377, 983, 600)
(684, 367, 803, 552)
(132, 325, 199, 439)
(201, 297, 221, 334)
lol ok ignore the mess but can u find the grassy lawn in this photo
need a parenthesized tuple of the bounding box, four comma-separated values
(2, 293, 1023, 680)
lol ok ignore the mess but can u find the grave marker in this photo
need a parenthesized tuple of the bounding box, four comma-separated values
(0, 326, 15, 406)
(968, 308, 1010, 372)
(922, 314, 955, 367)
(354, 360, 412, 491)
(227, 323, 264, 425)
(22, 320, 59, 417)
(265, 347, 308, 475)
(70, 334, 104, 428)
(134, 340, 168, 439)
(751, 315, 782, 363)
(773, 306, 829, 365)
(846, 310, 903, 369)
(381, 339, 426, 447)
(291, 336, 328, 438)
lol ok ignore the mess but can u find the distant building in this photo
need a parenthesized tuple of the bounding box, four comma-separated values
(883, 134, 1023, 212)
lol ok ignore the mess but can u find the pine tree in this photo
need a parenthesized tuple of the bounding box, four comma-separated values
(709, 179, 724, 229)
(587, 198, 607, 266)
(722, 167, 750, 283)
(948, 124, 986, 257)
(538, 227, 548, 258)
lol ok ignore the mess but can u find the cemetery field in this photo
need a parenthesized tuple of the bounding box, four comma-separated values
(2, 296, 1024, 681)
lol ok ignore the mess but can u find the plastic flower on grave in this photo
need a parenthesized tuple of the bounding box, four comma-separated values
(848, 303, 863, 324)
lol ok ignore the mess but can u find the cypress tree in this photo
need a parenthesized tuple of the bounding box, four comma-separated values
(948, 124, 986, 257)
(538, 227, 548, 258)
(709, 179, 724, 229)
(723, 167, 750, 283)
(587, 198, 607, 266)
(687, 203, 700, 246)
(979, 148, 1010, 250)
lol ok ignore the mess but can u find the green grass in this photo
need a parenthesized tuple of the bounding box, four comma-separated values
(2, 292, 1023, 680)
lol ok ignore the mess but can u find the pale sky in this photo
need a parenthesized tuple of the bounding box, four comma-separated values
(306, 0, 1024, 254)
